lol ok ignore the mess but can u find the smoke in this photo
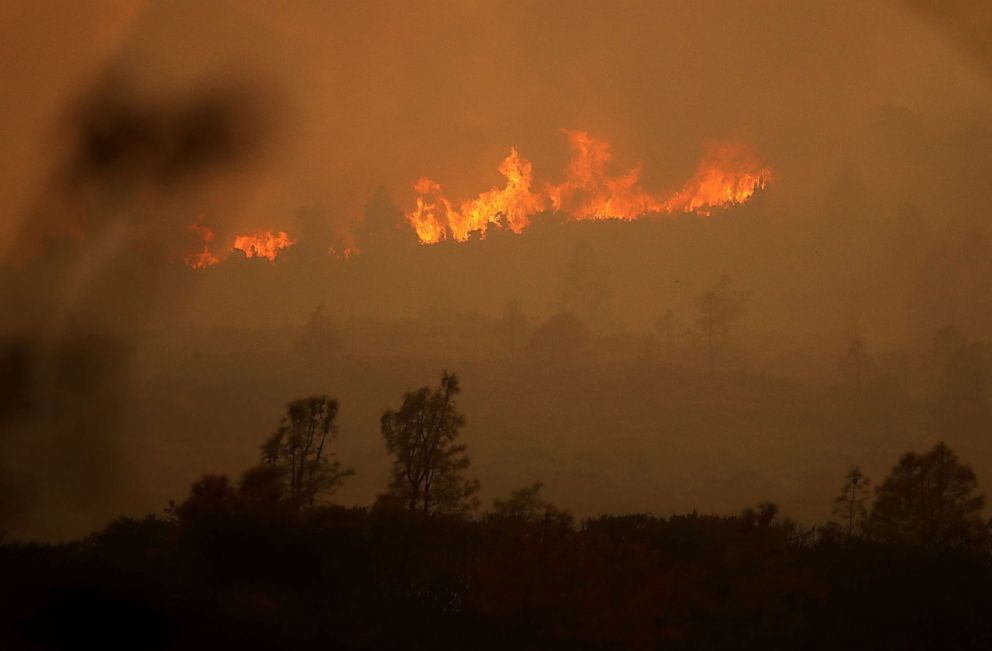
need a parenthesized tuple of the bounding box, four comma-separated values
(3, 1, 992, 538)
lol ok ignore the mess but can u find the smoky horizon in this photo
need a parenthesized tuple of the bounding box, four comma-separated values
(2, 0, 992, 544)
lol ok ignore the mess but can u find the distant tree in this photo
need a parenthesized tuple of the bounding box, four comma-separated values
(870, 442, 987, 550)
(358, 186, 414, 250)
(294, 303, 341, 360)
(527, 312, 589, 362)
(557, 240, 612, 329)
(168, 474, 235, 522)
(490, 482, 570, 526)
(381, 372, 479, 517)
(742, 501, 780, 529)
(831, 466, 871, 537)
(260, 396, 354, 509)
(238, 463, 286, 507)
(292, 203, 336, 261)
(496, 298, 532, 352)
(840, 337, 870, 392)
(696, 275, 748, 374)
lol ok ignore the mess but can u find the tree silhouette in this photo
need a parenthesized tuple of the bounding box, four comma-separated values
(870, 442, 986, 550)
(832, 466, 871, 537)
(696, 275, 748, 374)
(381, 371, 479, 517)
(260, 396, 353, 509)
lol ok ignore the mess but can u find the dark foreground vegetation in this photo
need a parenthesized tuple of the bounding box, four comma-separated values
(4, 373, 992, 650)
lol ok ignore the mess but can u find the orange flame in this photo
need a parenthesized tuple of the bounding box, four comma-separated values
(406, 131, 772, 244)
(184, 225, 296, 268)
(661, 142, 772, 216)
(232, 230, 295, 262)
(408, 148, 544, 244)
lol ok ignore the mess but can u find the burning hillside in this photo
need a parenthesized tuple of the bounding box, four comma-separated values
(407, 131, 772, 244)
(186, 223, 295, 268)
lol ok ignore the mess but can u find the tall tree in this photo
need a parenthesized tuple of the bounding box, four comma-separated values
(261, 396, 353, 509)
(870, 442, 986, 549)
(381, 372, 479, 517)
(696, 275, 749, 374)
(832, 466, 871, 537)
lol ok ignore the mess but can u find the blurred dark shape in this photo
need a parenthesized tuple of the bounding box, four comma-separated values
(0, 334, 128, 533)
(62, 76, 266, 192)
(0, 339, 34, 422)
(0, 68, 275, 537)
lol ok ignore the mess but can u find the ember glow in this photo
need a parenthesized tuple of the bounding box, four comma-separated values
(407, 131, 772, 244)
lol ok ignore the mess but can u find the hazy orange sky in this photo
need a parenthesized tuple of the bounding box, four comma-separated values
(3, 0, 992, 261)
(5, 1, 992, 540)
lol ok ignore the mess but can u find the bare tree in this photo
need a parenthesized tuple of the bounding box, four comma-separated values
(696, 276, 749, 374)
(381, 372, 480, 517)
(832, 466, 871, 537)
(261, 396, 353, 509)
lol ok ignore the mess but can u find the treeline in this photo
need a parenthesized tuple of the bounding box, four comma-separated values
(3, 372, 992, 649)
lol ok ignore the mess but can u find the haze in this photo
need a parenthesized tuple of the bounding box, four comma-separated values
(3, 0, 992, 541)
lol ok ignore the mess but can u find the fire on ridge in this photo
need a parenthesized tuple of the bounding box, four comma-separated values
(406, 131, 772, 245)
(186, 224, 295, 269)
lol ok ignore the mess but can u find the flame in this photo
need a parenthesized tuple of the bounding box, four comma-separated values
(548, 130, 661, 220)
(184, 225, 296, 268)
(661, 142, 772, 216)
(185, 221, 220, 269)
(406, 131, 772, 244)
(408, 148, 544, 244)
(232, 230, 295, 261)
